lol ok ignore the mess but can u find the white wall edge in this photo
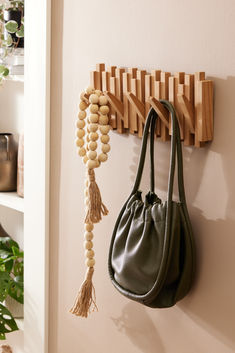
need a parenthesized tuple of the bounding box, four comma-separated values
(24, 0, 51, 352)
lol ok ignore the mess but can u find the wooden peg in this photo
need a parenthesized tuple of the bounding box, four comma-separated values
(160, 72, 171, 142)
(110, 77, 124, 132)
(148, 97, 169, 129)
(194, 72, 206, 147)
(104, 91, 124, 116)
(151, 70, 161, 81)
(128, 68, 137, 78)
(115, 68, 125, 101)
(102, 71, 111, 91)
(108, 66, 117, 77)
(129, 78, 138, 134)
(182, 74, 194, 146)
(195, 80, 213, 142)
(137, 70, 146, 137)
(127, 93, 145, 124)
(145, 74, 152, 115)
(174, 72, 185, 139)
(122, 72, 131, 129)
(90, 71, 101, 90)
(177, 93, 195, 133)
(96, 63, 105, 90)
(154, 80, 161, 136)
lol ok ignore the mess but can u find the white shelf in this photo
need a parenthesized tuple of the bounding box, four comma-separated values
(16, 318, 24, 331)
(0, 192, 24, 213)
(7, 75, 24, 83)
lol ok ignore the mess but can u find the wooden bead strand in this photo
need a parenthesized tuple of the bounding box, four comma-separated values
(71, 86, 111, 318)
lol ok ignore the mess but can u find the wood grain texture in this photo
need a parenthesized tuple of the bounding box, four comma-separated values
(89, 64, 214, 147)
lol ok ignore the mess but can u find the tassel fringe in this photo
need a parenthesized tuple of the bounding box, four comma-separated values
(70, 267, 98, 318)
(85, 168, 109, 224)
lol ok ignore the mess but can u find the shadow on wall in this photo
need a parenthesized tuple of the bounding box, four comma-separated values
(125, 75, 235, 350)
(111, 302, 165, 353)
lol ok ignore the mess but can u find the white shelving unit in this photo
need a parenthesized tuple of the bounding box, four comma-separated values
(0, 192, 24, 213)
(6, 75, 24, 83)
(0, 75, 24, 352)
(0, 1, 51, 351)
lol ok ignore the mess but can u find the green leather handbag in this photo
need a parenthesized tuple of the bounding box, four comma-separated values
(108, 101, 195, 308)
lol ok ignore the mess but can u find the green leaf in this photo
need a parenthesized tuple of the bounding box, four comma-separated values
(0, 66, 9, 78)
(0, 272, 11, 302)
(2, 67, 9, 77)
(6, 33, 13, 47)
(21, 17, 24, 25)
(5, 20, 18, 34)
(0, 66, 6, 74)
(0, 237, 19, 252)
(13, 260, 23, 277)
(8, 275, 24, 304)
(16, 24, 24, 38)
(0, 303, 18, 340)
(0, 249, 11, 259)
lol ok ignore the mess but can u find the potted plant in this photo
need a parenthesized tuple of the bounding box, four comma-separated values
(0, 224, 24, 340)
(0, 0, 24, 81)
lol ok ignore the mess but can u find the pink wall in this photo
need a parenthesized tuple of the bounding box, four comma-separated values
(49, 1, 235, 352)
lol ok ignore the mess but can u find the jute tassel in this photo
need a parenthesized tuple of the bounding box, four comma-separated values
(70, 266, 98, 317)
(85, 168, 109, 224)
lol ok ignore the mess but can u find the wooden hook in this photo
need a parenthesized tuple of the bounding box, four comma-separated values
(177, 94, 195, 133)
(148, 97, 169, 129)
(127, 93, 145, 124)
(103, 91, 124, 116)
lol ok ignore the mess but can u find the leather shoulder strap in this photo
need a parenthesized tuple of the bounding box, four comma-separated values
(130, 101, 186, 204)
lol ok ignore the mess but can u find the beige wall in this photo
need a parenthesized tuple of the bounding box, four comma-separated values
(49, 1, 235, 352)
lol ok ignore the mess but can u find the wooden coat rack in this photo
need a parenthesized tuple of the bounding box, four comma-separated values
(90, 63, 213, 147)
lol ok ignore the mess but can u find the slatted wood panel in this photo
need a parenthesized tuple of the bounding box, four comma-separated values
(90, 63, 214, 147)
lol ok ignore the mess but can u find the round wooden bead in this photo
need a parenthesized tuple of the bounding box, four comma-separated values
(83, 156, 88, 164)
(99, 105, 109, 115)
(79, 101, 88, 111)
(86, 86, 94, 95)
(94, 159, 100, 168)
(99, 95, 108, 106)
(85, 223, 94, 231)
(76, 119, 85, 128)
(99, 125, 110, 134)
(80, 91, 86, 100)
(95, 90, 101, 97)
(102, 143, 111, 153)
(90, 114, 99, 123)
(76, 129, 85, 138)
(87, 150, 97, 160)
(89, 94, 99, 104)
(100, 134, 110, 144)
(89, 132, 99, 141)
(76, 138, 84, 147)
(78, 147, 86, 157)
(89, 123, 98, 132)
(87, 159, 97, 169)
(98, 153, 108, 162)
(86, 258, 95, 267)
(86, 249, 95, 258)
(90, 104, 99, 113)
(99, 115, 109, 125)
(88, 141, 97, 150)
(84, 231, 94, 241)
(78, 111, 86, 120)
(84, 240, 93, 250)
